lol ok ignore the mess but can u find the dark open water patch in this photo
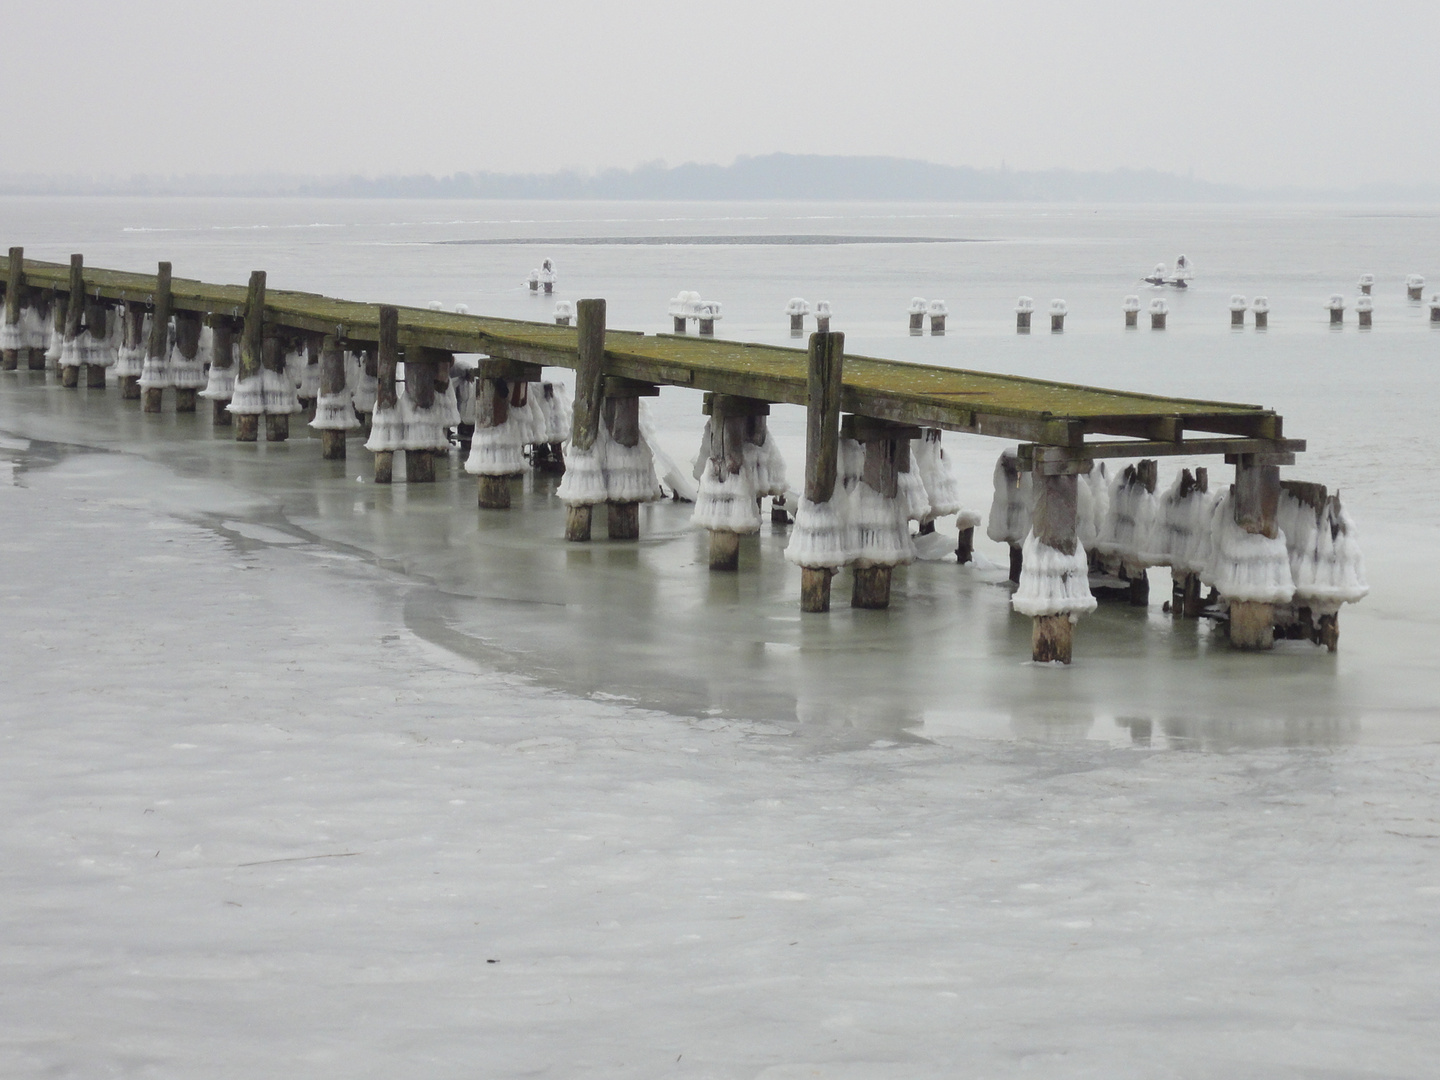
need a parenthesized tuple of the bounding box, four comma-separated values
(436, 235, 985, 246)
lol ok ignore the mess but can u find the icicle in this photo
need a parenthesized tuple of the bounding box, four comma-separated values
(1151, 472, 1215, 574)
(464, 408, 527, 476)
(136, 344, 170, 386)
(912, 430, 965, 518)
(555, 443, 606, 504)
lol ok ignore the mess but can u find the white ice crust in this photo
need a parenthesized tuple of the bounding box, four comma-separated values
(310, 390, 359, 430)
(1200, 491, 1295, 603)
(986, 450, 1032, 545)
(1276, 491, 1369, 612)
(1011, 534, 1098, 618)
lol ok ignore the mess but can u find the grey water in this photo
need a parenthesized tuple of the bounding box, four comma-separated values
(2, 196, 1438, 749)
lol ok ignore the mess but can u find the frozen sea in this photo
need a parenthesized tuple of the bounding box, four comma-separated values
(2, 198, 1439, 1077)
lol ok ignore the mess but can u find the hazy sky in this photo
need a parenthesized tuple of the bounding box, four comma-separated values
(7, 0, 1437, 188)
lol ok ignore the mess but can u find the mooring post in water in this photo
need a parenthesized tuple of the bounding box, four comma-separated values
(907, 297, 925, 335)
(1358, 273, 1373, 296)
(141, 261, 172, 410)
(2, 246, 22, 370)
(1150, 297, 1168, 330)
(1049, 299, 1067, 333)
(1123, 295, 1140, 328)
(1017, 296, 1034, 333)
(62, 255, 85, 390)
(564, 298, 606, 541)
(797, 331, 845, 612)
(928, 300, 947, 335)
(1431, 294, 1440, 323)
(1252, 296, 1269, 329)
(233, 271, 265, 442)
(1328, 294, 1345, 325)
(846, 416, 921, 610)
(1230, 295, 1247, 327)
(1228, 453, 1283, 649)
(814, 300, 831, 334)
(788, 297, 810, 337)
(316, 334, 348, 458)
(1357, 295, 1373, 328)
(1407, 274, 1425, 301)
(373, 305, 398, 481)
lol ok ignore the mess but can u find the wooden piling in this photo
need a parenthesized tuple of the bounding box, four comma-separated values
(319, 334, 346, 459)
(119, 304, 144, 399)
(565, 298, 606, 541)
(172, 310, 201, 410)
(474, 376, 513, 508)
(1229, 454, 1281, 650)
(62, 255, 84, 390)
(850, 428, 914, 611)
(359, 347, 377, 436)
(3, 247, 22, 370)
(262, 327, 288, 442)
(1029, 469, 1081, 663)
(955, 527, 974, 564)
(209, 317, 234, 423)
(799, 331, 844, 612)
(1129, 459, 1157, 607)
(142, 261, 171, 411)
(374, 305, 398, 481)
(605, 393, 642, 539)
(235, 271, 264, 442)
(1170, 467, 1208, 618)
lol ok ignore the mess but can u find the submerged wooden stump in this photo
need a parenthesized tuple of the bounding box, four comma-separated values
(956, 526, 974, 565)
(709, 528, 740, 571)
(1229, 600, 1274, 650)
(1128, 568, 1149, 607)
(62, 366, 80, 389)
(1317, 612, 1339, 652)
(1172, 571, 1202, 618)
(609, 501, 640, 540)
(565, 504, 592, 541)
(852, 566, 892, 610)
(1008, 543, 1023, 584)
(1032, 613, 1073, 663)
(800, 567, 834, 613)
(0, 351, 15, 371)
(478, 474, 511, 509)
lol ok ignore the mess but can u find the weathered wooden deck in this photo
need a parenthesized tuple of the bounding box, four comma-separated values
(13, 257, 1303, 462)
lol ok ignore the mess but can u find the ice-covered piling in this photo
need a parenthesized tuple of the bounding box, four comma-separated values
(527, 269, 540, 294)
(60, 255, 87, 391)
(986, 449, 1032, 583)
(200, 316, 236, 423)
(907, 297, 926, 335)
(1123, 294, 1140, 328)
(1328, 294, 1345, 325)
(1407, 274, 1425, 301)
(1049, 299, 1067, 333)
(115, 303, 147, 400)
(260, 327, 299, 443)
(365, 306, 399, 477)
(310, 334, 356, 459)
(668, 291, 699, 334)
(1013, 451, 1097, 664)
(1095, 459, 1159, 606)
(2, 246, 23, 370)
(1016, 296, 1034, 333)
(814, 300, 832, 334)
(786, 331, 846, 612)
(467, 369, 525, 508)
(1356, 294, 1373, 328)
(169, 310, 205, 410)
(1274, 481, 1368, 651)
(1220, 454, 1289, 649)
(540, 258, 555, 295)
(1431, 294, 1440, 323)
(844, 416, 919, 610)
(1150, 297, 1168, 330)
(1358, 273, 1374, 296)
(697, 300, 721, 337)
(138, 261, 171, 409)
(788, 297, 810, 337)
(692, 395, 784, 571)
(554, 300, 572, 327)
(1154, 467, 1212, 617)
(1230, 295, 1247, 327)
(402, 346, 454, 483)
(1252, 295, 1270, 329)
(928, 299, 947, 335)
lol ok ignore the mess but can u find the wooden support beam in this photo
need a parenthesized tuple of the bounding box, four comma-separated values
(476, 358, 542, 383)
(604, 376, 660, 398)
(373, 305, 398, 482)
(800, 332, 845, 612)
(1229, 455, 1281, 650)
(1017, 437, 1305, 469)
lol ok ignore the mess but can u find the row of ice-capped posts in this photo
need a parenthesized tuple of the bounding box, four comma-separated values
(0, 257, 1366, 664)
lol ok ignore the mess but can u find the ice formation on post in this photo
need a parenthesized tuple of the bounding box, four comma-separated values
(199, 336, 238, 402)
(1095, 463, 1161, 572)
(137, 321, 173, 388)
(691, 420, 788, 534)
(347, 352, 378, 415)
(310, 384, 358, 430)
(1011, 533, 1097, 618)
(1076, 462, 1109, 551)
(848, 477, 915, 568)
(912, 431, 974, 525)
(1150, 470, 1215, 575)
(785, 497, 850, 569)
(1276, 490, 1368, 614)
(555, 404, 661, 506)
(985, 450, 1032, 546)
(1199, 491, 1294, 603)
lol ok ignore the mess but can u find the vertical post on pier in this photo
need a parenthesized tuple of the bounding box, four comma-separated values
(31, 289, 52, 370)
(172, 310, 201, 410)
(1030, 467, 1080, 664)
(209, 317, 234, 422)
(565, 298, 606, 541)
(359, 346, 377, 436)
(62, 255, 85, 390)
(235, 271, 265, 442)
(2, 247, 22, 371)
(298, 334, 320, 420)
(82, 298, 109, 388)
(120, 303, 145, 399)
(262, 327, 289, 442)
(1129, 459, 1157, 607)
(851, 434, 906, 610)
(374, 305, 398, 482)
(474, 376, 513, 508)
(48, 293, 65, 371)
(1229, 454, 1281, 650)
(1171, 467, 1207, 618)
(319, 334, 346, 459)
(800, 331, 844, 612)
(143, 261, 172, 411)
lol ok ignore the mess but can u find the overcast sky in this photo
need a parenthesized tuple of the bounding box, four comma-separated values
(6, 0, 1437, 188)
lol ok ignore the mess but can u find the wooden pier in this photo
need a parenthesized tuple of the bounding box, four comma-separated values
(3, 250, 1342, 663)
